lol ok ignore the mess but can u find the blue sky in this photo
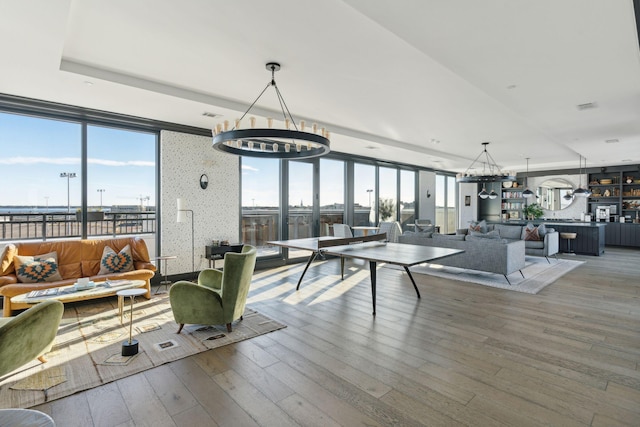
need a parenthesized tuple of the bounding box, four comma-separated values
(0, 112, 155, 208)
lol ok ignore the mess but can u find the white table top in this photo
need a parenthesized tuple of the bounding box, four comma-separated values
(116, 288, 148, 297)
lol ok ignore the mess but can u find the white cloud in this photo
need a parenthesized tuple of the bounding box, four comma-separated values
(0, 157, 154, 167)
(241, 164, 259, 172)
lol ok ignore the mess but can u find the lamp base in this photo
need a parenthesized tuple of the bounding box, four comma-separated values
(121, 339, 139, 356)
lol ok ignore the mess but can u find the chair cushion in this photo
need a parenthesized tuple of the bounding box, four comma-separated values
(14, 252, 64, 283)
(98, 245, 134, 275)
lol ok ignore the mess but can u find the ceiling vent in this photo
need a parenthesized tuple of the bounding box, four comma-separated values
(576, 102, 598, 111)
(605, 138, 619, 144)
(202, 111, 219, 118)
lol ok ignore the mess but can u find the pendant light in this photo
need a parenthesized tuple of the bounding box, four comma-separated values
(573, 154, 591, 197)
(522, 157, 535, 198)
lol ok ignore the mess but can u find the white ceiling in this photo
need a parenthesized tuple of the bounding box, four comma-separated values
(1, 0, 640, 173)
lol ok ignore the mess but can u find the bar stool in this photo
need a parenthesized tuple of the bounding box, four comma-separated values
(560, 232, 577, 254)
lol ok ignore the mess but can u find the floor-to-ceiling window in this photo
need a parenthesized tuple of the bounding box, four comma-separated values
(378, 167, 397, 222)
(400, 169, 416, 230)
(87, 125, 156, 237)
(435, 173, 457, 233)
(288, 160, 314, 258)
(353, 163, 376, 226)
(320, 158, 344, 236)
(0, 111, 157, 242)
(240, 157, 280, 257)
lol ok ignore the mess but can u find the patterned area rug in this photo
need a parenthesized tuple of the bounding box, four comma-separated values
(0, 294, 285, 409)
(387, 256, 584, 294)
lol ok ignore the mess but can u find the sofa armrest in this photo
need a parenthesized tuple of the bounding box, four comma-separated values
(544, 231, 559, 256)
(0, 274, 18, 288)
(134, 261, 157, 272)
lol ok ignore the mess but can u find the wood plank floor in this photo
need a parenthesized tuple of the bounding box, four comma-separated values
(34, 247, 640, 426)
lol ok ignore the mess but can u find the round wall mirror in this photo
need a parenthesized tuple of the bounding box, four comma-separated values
(537, 178, 574, 210)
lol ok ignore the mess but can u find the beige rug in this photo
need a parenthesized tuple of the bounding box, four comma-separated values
(386, 256, 584, 294)
(0, 294, 286, 409)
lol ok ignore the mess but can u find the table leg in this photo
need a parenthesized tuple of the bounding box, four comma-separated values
(403, 266, 421, 298)
(369, 261, 377, 316)
(340, 257, 345, 280)
(118, 295, 124, 323)
(296, 252, 318, 290)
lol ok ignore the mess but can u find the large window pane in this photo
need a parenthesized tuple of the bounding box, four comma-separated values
(379, 167, 397, 222)
(320, 159, 344, 236)
(446, 175, 457, 233)
(0, 112, 81, 240)
(400, 169, 415, 230)
(241, 157, 280, 257)
(87, 125, 156, 237)
(354, 163, 375, 226)
(288, 161, 313, 258)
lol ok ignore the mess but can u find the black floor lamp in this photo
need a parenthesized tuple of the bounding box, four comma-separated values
(176, 198, 195, 279)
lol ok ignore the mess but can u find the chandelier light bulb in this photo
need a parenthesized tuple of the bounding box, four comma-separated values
(272, 143, 278, 152)
(285, 144, 291, 153)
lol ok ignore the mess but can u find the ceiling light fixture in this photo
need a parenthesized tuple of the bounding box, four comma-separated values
(456, 142, 516, 184)
(572, 154, 591, 197)
(212, 62, 330, 159)
(522, 158, 535, 198)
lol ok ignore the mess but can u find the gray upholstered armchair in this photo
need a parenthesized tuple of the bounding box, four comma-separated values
(169, 245, 257, 333)
(0, 299, 64, 378)
(378, 221, 403, 243)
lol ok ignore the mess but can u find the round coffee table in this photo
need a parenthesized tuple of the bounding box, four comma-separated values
(117, 288, 147, 356)
(0, 408, 55, 426)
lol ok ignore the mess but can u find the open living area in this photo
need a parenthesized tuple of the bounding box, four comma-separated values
(1, 1, 639, 426)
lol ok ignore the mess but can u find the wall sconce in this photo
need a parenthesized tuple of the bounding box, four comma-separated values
(426, 190, 431, 198)
(200, 174, 209, 189)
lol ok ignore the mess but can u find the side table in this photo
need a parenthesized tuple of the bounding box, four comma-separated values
(117, 288, 147, 356)
(154, 255, 177, 294)
(205, 244, 243, 268)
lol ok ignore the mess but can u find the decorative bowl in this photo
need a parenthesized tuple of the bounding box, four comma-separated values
(502, 181, 513, 188)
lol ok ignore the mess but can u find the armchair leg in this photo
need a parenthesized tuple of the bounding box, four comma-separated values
(37, 355, 47, 363)
(177, 324, 184, 334)
(226, 323, 232, 333)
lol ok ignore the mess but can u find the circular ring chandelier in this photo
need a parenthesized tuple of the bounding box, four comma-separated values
(212, 62, 330, 159)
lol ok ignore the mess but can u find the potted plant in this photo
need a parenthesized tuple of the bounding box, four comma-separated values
(523, 202, 544, 220)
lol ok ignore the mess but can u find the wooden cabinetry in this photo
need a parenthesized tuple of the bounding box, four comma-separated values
(588, 169, 640, 222)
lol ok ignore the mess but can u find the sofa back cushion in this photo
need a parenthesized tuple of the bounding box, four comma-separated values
(80, 237, 151, 277)
(493, 224, 523, 240)
(12, 241, 83, 280)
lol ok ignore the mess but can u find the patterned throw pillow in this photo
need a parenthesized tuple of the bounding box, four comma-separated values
(14, 251, 64, 283)
(524, 227, 541, 241)
(469, 220, 487, 234)
(98, 245, 134, 275)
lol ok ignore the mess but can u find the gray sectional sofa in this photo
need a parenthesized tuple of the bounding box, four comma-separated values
(398, 232, 526, 284)
(459, 223, 560, 262)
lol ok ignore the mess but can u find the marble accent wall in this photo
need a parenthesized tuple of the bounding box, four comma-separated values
(160, 130, 239, 275)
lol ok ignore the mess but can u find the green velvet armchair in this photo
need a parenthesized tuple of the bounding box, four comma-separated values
(0, 300, 64, 378)
(169, 245, 257, 333)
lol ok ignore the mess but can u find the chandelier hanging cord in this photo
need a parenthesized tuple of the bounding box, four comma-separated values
(212, 61, 330, 159)
(462, 142, 504, 176)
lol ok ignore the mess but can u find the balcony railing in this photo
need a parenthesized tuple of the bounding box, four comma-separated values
(0, 211, 156, 242)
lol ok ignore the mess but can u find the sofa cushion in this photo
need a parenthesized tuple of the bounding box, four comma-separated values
(469, 229, 501, 239)
(433, 233, 465, 241)
(493, 224, 523, 240)
(14, 252, 64, 283)
(98, 245, 134, 275)
(525, 240, 545, 249)
(468, 220, 487, 233)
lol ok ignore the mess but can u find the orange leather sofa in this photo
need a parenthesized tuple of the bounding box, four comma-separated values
(0, 237, 156, 316)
